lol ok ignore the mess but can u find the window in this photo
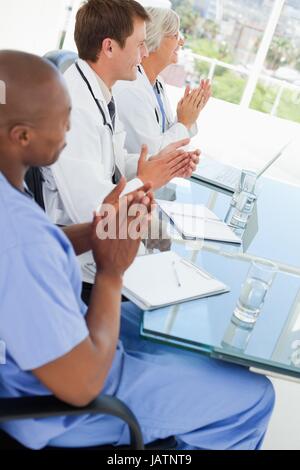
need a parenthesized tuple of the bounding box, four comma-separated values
(172, 0, 300, 123)
(250, 0, 300, 122)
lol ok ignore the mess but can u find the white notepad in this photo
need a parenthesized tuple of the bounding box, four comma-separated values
(157, 200, 241, 244)
(123, 251, 229, 310)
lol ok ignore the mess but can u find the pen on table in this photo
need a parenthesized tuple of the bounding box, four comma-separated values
(172, 260, 182, 287)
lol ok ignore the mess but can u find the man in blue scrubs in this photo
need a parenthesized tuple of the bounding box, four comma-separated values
(0, 50, 274, 450)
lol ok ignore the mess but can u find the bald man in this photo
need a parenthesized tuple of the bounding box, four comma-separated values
(0, 51, 274, 451)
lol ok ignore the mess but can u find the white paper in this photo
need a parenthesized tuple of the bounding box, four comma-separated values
(123, 251, 229, 310)
(157, 200, 241, 244)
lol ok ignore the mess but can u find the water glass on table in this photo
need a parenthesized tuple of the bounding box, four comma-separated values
(225, 169, 257, 229)
(233, 259, 278, 324)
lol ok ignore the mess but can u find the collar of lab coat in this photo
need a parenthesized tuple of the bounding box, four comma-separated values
(136, 64, 173, 127)
(138, 64, 165, 94)
(136, 65, 164, 110)
(94, 72, 112, 105)
(76, 58, 107, 105)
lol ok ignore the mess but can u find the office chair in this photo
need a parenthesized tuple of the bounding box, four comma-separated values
(0, 394, 177, 450)
(24, 167, 45, 210)
(0, 394, 144, 450)
(44, 50, 78, 73)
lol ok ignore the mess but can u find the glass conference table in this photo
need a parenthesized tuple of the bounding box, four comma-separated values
(141, 175, 300, 383)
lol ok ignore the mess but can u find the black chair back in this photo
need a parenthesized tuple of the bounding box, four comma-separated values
(25, 167, 45, 210)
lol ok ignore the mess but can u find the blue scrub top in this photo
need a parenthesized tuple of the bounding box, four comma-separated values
(0, 173, 122, 449)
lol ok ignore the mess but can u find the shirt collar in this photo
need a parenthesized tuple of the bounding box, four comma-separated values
(138, 64, 163, 91)
(0, 172, 33, 200)
(93, 72, 112, 105)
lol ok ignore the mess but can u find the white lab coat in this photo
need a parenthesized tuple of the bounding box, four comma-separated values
(113, 65, 198, 156)
(42, 58, 142, 227)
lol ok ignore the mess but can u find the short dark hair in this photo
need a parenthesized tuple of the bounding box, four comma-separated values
(75, 0, 150, 62)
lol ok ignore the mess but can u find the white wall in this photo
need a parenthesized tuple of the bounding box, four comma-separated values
(0, 0, 67, 55)
(263, 378, 300, 450)
(63, 0, 82, 52)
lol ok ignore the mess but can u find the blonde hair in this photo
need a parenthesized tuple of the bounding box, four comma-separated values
(145, 7, 180, 53)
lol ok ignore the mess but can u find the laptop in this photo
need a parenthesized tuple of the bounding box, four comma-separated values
(191, 139, 293, 193)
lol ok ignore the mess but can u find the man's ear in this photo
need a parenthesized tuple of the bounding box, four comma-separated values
(9, 125, 32, 148)
(102, 38, 114, 57)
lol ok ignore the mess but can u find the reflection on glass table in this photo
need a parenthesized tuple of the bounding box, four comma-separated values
(221, 315, 255, 353)
(140, 176, 300, 381)
(146, 175, 300, 275)
(178, 176, 300, 271)
(141, 250, 300, 382)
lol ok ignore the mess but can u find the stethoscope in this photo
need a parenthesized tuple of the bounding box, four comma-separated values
(137, 66, 169, 129)
(75, 62, 117, 177)
(75, 62, 114, 134)
(154, 80, 165, 126)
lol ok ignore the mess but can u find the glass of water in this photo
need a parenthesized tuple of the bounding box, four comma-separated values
(225, 170, 257, 228)
(233, 259, 278, 324)
(230, 169, 257, 205)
